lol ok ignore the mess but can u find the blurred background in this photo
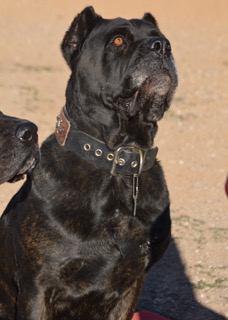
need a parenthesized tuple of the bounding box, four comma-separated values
(0, 1, 227, 319)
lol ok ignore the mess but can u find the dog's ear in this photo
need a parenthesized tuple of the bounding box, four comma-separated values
(142, 13, 159, 28)
(61, 6, 101, 68)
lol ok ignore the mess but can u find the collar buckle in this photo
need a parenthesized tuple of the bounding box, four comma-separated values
(110, 146, 144, 176)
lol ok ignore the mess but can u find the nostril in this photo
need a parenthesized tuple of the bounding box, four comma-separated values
(148, 37, 171, 54)
(16, 122, 38, 144)
(151, 40, 162, 52)
(165, 42, 172, 52)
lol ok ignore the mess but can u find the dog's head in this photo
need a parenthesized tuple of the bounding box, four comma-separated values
(61, 7, 178, 149)
(0, 112, 39, 184)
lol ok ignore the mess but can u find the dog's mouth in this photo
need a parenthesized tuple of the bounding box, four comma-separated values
(118, 72, 174, 122)
(8, 149, 40, 183)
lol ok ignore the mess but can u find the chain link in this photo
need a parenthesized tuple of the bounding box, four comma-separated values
(132, 174, 139, 216)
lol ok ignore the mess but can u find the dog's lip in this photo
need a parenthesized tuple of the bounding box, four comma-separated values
(122, 76, 149, 98)
(117, 90, 139, 118)
(8, 150, 40, 183)
(120, 74, 166, 113)
(123, 73, 172, 100)
(122, 73, 162, 99)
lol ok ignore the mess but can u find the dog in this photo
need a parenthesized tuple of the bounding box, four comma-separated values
(0, 7, 178, 320)
(0, 111, 39, 184)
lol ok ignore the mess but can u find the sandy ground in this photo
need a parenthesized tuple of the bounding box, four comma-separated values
(0, 1, 227, 319)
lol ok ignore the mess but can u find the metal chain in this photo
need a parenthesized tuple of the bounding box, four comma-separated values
(132, 174, 139, 216)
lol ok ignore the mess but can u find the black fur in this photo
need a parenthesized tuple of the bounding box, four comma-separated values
(0, 7, 178, 319)
(0, 111, 39, 184)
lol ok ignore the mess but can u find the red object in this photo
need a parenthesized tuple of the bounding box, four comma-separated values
(225, 176, 228, 197)
(132, 310, 170, 320)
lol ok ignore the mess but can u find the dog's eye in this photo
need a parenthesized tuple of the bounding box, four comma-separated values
(113, 36, 124, 46)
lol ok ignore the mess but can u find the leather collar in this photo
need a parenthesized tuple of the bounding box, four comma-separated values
(55, 106, 158, 176)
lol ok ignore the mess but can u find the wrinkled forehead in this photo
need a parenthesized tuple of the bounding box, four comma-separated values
(89, 17, 160, 41)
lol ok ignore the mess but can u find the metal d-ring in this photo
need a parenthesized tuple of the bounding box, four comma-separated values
(110, 146, 144, 176)
(136, 148, 144, 176)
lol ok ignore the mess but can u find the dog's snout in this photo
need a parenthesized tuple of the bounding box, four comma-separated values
(148, 37, 171, 54)
(16, 122, 38, 144)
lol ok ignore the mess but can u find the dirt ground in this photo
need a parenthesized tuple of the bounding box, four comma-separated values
(0, 0, 227, 319)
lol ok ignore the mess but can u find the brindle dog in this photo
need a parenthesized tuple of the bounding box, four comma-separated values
(0, 111, 39, 184)
(0, 7, 178, 320)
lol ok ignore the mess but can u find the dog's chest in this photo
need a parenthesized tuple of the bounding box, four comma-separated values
(54, 214, 151, 298)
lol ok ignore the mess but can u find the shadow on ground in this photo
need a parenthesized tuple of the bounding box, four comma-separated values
(137, 239, 226, 320)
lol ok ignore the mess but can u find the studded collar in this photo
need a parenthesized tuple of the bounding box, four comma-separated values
(55, 106, 158, 177)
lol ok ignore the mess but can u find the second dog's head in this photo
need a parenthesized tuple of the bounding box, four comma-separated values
(0, 112, 39, 184)
(61, 7, 178, 149)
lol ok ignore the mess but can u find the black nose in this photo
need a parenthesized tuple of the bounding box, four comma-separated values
(16, 122, 38, 144)
(148, 37, 171, 54)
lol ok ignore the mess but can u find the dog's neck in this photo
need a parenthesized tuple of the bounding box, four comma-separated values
(55, 106, 159, 217)
(55, 106, 158, 177)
